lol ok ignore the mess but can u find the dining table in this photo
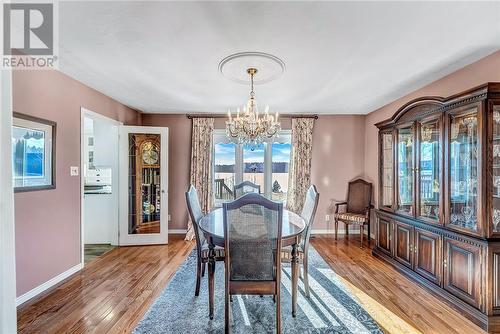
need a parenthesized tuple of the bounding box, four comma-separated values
(199, 207, 306, 320)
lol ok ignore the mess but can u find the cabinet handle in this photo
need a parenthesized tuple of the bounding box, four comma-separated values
(409, 245, 413, 252)
(414, 246, 417, 254)
(443, 259, 447, 268)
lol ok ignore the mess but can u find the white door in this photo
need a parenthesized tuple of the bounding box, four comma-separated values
(119, 126, 168, 245)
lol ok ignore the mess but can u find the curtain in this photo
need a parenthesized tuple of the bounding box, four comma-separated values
(286, 117, 315, 213)
(185, 117, 214, 241)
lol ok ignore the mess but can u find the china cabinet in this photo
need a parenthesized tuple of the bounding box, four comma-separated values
(374, 83, 500, 332)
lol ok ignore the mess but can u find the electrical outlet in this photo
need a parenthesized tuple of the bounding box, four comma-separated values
(168, 214, 171, 222)
(325, 214, 330, 222)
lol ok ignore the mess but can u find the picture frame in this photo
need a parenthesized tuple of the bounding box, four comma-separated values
(12, 112, 56, 192)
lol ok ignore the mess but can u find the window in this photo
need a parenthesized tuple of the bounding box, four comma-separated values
(213, 130, 291, 206)
(242, 143, 265, 191)
(272, 137, 291, 201)
(12, 113, 56, 192)
(214, 141, 236, 203)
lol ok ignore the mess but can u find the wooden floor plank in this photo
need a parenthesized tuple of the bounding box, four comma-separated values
(17, 234, 487, 333)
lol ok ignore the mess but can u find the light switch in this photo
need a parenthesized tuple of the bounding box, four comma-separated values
(70, 166, 79, 176)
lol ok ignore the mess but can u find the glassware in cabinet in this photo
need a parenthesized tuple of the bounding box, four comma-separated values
(448, 109, 478, 232)
(397, 127, 414, 215)
(418, 120, 441, 222)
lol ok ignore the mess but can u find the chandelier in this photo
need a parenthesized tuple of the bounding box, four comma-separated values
(226, 68, 280, 145)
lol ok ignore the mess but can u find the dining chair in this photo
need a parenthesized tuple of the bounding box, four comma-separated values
(281, 185, 319, 298)
(185, 185, 225, 296)
(334, 178, 373, 247)
(233, 180, 260, 199)
(223, 193, 283, 334)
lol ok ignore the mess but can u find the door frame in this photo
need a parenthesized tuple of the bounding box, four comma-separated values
(80, 108, 122, 265)
(118, 126, 169, 245)
(1, 69, 16, 332)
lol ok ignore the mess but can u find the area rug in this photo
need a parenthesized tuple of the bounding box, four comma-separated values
(134, 246, 383, 333)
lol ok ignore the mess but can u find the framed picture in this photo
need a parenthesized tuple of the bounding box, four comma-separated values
(12, 112, 56, 192)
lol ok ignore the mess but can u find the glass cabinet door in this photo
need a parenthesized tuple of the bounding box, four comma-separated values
(418, 120, 441, 222)
(397, 127, 414, 215)
(381, 131, 394, 210)
(448, 109, 479, 232)
(492, 105, 500, 233)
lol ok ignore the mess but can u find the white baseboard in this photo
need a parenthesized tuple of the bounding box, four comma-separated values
(169, 229, 187, 235)
(16, 263, 83, 307)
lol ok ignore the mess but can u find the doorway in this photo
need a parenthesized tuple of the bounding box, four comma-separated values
(80, 108, 121, 265)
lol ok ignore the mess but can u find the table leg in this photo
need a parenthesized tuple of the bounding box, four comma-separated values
(291, 240, 299, 317)
(208, 239, 215, 320)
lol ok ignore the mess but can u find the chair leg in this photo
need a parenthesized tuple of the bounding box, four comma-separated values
(276, 290, 282, 334)
(334, 220, 338, 240)
(195, 259, 202, 297)
(303, 258, 310, 298)
(225, 292, 231, 333)
(360, 225, 364, 248)
(201, 262, 206, 277)
(367, 222, 371, 245)
(346, 222, 349, 236)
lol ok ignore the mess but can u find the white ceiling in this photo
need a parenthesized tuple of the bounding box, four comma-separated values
(58, 1, 500, 114)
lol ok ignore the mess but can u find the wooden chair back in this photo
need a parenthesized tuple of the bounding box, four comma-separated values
(185, 185, 206, 258)
(233, 181, 260, 199)
(346, 179, 372, 214)
(300, 185, 320, 251)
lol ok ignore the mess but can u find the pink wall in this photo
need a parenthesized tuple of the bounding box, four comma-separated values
(13, 70, 140, 297)
(142, 114, 366, 232)
(364, 50, 500, 222)
(311, 115, 366, 231)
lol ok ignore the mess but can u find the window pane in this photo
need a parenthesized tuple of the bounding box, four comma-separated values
(128, 134, 161, 234)
(493, 105, 500, 232)
(449, 110, 478, 231)
(381, 132, 393, 207)
(12, 126, 49, 188)
(419, 121, 440, 220)
(243, 143, 265, 193)
(272, 139, 291, 202)
(397, 127, 413, 215)
(214, 142, 236, 204)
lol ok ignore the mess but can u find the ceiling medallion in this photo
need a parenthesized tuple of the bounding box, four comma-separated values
(218, 51, 286, 85)
(225, 66, 281, 146)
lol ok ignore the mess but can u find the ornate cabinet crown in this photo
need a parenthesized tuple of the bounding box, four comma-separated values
(373, 83, 500, 333)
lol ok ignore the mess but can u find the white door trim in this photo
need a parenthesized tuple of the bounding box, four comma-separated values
(1, 69, 17, 332)
(80, 107, 122, 265)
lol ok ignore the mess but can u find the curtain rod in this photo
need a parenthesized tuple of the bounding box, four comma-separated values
(186, 114, 318, 119)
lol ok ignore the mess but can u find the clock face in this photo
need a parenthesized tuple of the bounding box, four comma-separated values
(142, 142, 159, 165)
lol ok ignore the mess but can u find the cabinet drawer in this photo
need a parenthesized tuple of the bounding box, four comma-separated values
(443, 237, 482, 309)
(414, 228, 442, 286)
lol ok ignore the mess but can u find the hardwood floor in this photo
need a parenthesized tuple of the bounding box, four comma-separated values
(17, 235, 194, 334)
(17, 234, 486, 333)
(311, 235, 486, 334)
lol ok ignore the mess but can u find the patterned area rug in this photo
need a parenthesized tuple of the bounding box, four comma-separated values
(134, 246, 383, 333)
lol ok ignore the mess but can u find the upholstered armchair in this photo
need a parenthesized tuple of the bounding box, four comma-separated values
(233, 181, 260, 199)
(334, 179, 373, 247)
